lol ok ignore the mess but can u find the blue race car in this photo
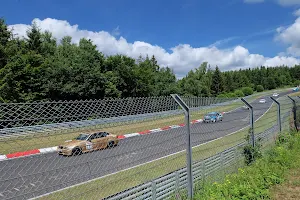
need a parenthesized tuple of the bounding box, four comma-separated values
(204, 112, 223, 123)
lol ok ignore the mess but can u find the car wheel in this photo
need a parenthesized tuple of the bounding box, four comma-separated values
(72, 147, 82, 156)
(108, 141, 114, 148)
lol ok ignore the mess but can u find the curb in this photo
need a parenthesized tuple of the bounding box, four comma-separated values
(0, 112, 227, 161)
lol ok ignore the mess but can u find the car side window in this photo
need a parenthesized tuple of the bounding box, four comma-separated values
(98, 132, 106, 138)
(88, 134, 96, 141)
(94, 132, 101, 139)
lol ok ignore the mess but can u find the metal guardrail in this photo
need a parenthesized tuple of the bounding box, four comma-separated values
(0, 89, 287, 139)
(104, 112, 289, 200)
(0, 99, 237, 139)
(104, 141, 246, 200)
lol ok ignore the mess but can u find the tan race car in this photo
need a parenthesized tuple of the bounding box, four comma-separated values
(57, 131, 119, 156)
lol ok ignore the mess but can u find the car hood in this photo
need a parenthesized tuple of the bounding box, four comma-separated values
(204, 115, 211, 119)
(60, 140, 86, 147)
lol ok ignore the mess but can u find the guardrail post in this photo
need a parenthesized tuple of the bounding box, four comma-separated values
(287, 96, 298, 131)
(152, 181, 157, 199)
(270, 97, 281, 132)
(171, 94, 193, 199)
(175, 170, 180, 191)
(241, 98, 255, 147)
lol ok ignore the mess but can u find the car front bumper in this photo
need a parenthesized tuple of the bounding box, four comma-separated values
(57, 148, 73, 156)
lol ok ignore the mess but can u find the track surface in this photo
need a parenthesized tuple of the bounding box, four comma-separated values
(0, 91, 292, 200)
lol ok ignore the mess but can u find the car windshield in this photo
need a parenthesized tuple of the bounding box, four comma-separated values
(207, 113, 216, 117)
(75, 134, 89, 140)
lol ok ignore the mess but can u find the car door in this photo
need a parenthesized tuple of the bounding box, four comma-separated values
(92, 132, 108, 149)
(90, 132, 103, 150)
(85, 133, 97, 151)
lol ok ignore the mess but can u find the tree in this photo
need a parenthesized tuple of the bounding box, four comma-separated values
(241, 87, 254, 96)
(211, 66, 224, 96)
(264, 77, 276, 90)
(0, 18, 11, 69)
(256, 85, 264, 92)
(0, 18, 299, 102)
(26, 22, 43, 54)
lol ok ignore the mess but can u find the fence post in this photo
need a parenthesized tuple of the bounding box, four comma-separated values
(241, 98, 255, 147)
(171, 94, 193, 200)
(270, 97, 281, 132)
(152, 181, 157, 199)
(287, 96, 298, 131)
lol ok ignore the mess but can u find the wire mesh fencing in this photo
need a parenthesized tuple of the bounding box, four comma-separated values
(0, 91, 297, 200)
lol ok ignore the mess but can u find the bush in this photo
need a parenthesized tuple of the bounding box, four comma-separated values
(234, 90, 244, 97)
(226, 92, 237, 98)
(241, 87, 254, 96)
(217, 93, 228, 98)
(256, 85, 264, 92)
(294, 80, 300, 87)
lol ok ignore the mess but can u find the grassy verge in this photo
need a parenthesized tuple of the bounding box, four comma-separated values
(192, 131, 300, 200)
(270, 164, 300, 199)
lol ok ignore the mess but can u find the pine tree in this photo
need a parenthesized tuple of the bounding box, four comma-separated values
(211, 66, 224, 95)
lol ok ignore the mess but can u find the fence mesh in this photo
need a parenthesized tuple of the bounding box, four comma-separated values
(0, 90, 298, 200)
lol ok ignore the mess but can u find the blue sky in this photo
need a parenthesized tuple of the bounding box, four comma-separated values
(1, 0, 300, 76)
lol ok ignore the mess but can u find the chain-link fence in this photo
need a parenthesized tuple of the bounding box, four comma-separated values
(0, 89, 297, 200)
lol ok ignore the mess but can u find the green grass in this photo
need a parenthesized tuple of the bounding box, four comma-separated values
(192, 131, 300, 200)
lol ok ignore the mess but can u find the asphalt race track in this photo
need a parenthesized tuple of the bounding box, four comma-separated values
(0, 90, 293, 200)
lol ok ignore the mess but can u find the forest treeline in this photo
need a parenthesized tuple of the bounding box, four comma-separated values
(0, 18, 299, 102)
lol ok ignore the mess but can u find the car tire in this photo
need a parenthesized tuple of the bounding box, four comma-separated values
(108, 141, 114, 148)
(72, 147, 82, 156)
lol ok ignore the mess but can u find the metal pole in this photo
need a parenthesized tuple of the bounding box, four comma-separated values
(270, 97, 281, 132)
(287, 96, 298, 131)
(241, 98, 255, 147)
(171, 94, 193, 199)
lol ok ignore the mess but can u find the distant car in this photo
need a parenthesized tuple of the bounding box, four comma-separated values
(273, 93, 279, 97)
(204, 112, 223, 123)
(57, 131, 119, 156)
(259, 99, 266, 103)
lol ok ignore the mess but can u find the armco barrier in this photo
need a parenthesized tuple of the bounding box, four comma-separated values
(0, 98, 238, 139)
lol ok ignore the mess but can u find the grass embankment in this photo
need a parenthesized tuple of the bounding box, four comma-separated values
(271, 164, 300, 199)
(0, 88, 292, 155)
(192, 131, 300, 200)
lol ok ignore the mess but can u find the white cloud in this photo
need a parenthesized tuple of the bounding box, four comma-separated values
(244, 0, 265, 3)
(276, 17, 300, 56)
(111, 26, 121, 36)
(277, 0, 300, 6)
(8, 18, 300, 77)
(243, 0, 300, 6)
(294, 8, 300, 16)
